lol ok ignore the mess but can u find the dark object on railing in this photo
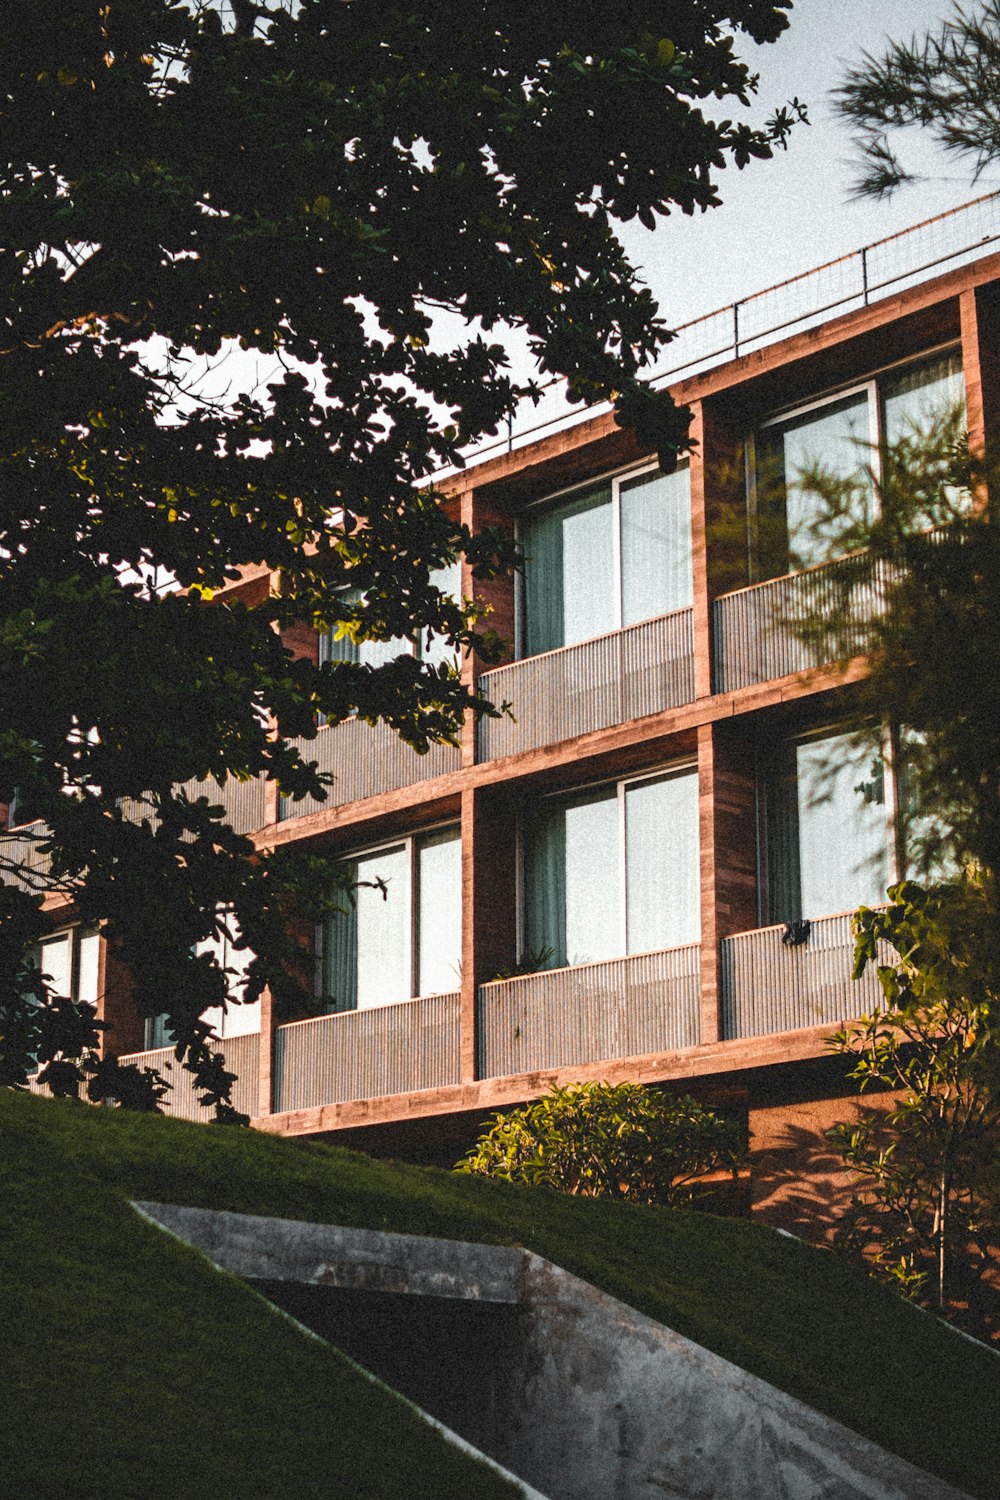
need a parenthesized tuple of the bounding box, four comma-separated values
(781, 919, 812, 948)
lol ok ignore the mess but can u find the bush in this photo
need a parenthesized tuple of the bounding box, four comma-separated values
(456, 1082, 744, 1207)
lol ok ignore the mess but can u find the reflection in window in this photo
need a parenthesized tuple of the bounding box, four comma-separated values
(755, 391, 873, 576)
(523, 767, 699, 969)
(320, 561, 462, 672)
(762, 727, 890, 924)
(318, 825, 461, 1010)
(146, 914, 258, 1049)
(753, 350, 966, 579)
(882, 352, 964, 448)
(522, 467, 692, 657)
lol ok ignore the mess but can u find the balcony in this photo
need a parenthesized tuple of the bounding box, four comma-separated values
(478, 609, 695, 761)
(0, 822, 52, 893)
(117, 1032, 261, 1121)
(273, 990, 462, 1112)
(279, 719, 461, 820)
(712, 551, 888, 694)
(720, 911, 891, 1040)
(477, 945, 701, 1078)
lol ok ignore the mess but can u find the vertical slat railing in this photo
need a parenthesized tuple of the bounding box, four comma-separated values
(477, 945, 701, 1078)
(273, 991, 462, 1112)
(280, 720, 461, 820)
(0, 823, 54, 892)
(720, 912, 892, 1039)
(713, 551, 890, 694)
(478, 608, 695, 762)
(118, 1032, 261, 1121)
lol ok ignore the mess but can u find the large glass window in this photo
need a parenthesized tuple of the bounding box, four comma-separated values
(320, 561, 462, 671)
(27, 927, 100, 1006)
(318, 824, 461, 1010)
(523, 766, 699, 969)
(146, 914, 258, 1049)
(25, 926, 101, 1066)
(522, 465, 692, 657)
(761, 725, 892, 924)
(752, 350, 964, 578)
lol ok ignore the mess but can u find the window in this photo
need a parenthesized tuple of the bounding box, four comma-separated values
(24, 926, 101, 1069)
(26, 926, 100, 1006)
(751, 350, 964, 578)
(317, 824, 461, 1010)
(319, 561, 462, 672)
(760, 725, 893, 925)
(522, 766, 700, 969)
(145, 915, 258, 1049)
(521, 465, 692, 657)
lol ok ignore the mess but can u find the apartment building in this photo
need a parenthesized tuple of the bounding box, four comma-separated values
(12, 196, 1000, 1237)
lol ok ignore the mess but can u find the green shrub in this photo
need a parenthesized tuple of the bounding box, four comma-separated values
(457, 1082, 744, 1206)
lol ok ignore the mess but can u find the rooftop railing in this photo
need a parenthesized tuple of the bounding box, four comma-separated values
(478, 608, 695, 761)
(477, 944, 701, 1078)
(449, 191, 1000, 475)
(273, 990, 462, 1112)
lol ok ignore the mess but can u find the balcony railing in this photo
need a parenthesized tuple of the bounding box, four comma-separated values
(280, 718, 461, 820)
(478, 609, 695, 761)
(477, 944, 701, 1078)
(0, 822, 53, 893)
(188, 773, 266, 836)
(713, 551, 890, 694)
(118, 1031, 261, 1121)
(720, 911, 892, 1040)
(273, 990, 462, 1112)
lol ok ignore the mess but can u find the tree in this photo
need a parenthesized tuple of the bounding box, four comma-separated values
(456, 1082, 745, 1207)
(827, 882, 1000, 1337)
(835, 0, 1000, 199)
(0, 2, 803, 1113)
(783, 410, 1000, 881)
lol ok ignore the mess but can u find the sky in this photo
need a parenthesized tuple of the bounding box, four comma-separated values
(192, 2, 996, 448)
(621, 0, 993, 331)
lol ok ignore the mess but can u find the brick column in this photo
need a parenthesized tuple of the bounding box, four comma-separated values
(459, 485, 478, 771)
(697, 723, 721, 1046)
(460, 784, 518, 1083)
(688, 400, 713, 702)
(698, 718, 759, 1049)
(257, 986, 275, 1118)
(961, 282, 1000, 510)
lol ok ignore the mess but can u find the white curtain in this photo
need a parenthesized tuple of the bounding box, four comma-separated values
(796, 731, 888, 917)
(620, 467, 693, 624)
(419, 559, 462, 671)
(352, 844, 410, 1007)
(524, 484, 614, 654)
(524, 788, 620, 966)
(882, 351, 965, 446)
(625, 770, 700, 952)
(416, 826, 462, 994)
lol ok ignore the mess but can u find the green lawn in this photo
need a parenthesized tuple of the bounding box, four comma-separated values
(4, 1088, 999, 1499)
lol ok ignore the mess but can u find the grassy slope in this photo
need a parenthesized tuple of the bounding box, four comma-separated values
(5, 1090, 1000, 1500)
(1, 1095, 523, 1500)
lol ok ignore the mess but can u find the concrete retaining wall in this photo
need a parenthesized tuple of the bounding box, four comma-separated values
(135, 1202, 971, 1500)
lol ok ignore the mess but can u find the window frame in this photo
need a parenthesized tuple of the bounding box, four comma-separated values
(745, 341, 963, 582)
(318, 560, 463, 675)
(516, 758, 700, 966)
(514, 459, 692, 659)
(755, 717, 901, 927)
(314, 818, 462, 1010)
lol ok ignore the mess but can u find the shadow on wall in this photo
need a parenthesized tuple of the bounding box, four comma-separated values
(749, 1093, 900, 1247)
